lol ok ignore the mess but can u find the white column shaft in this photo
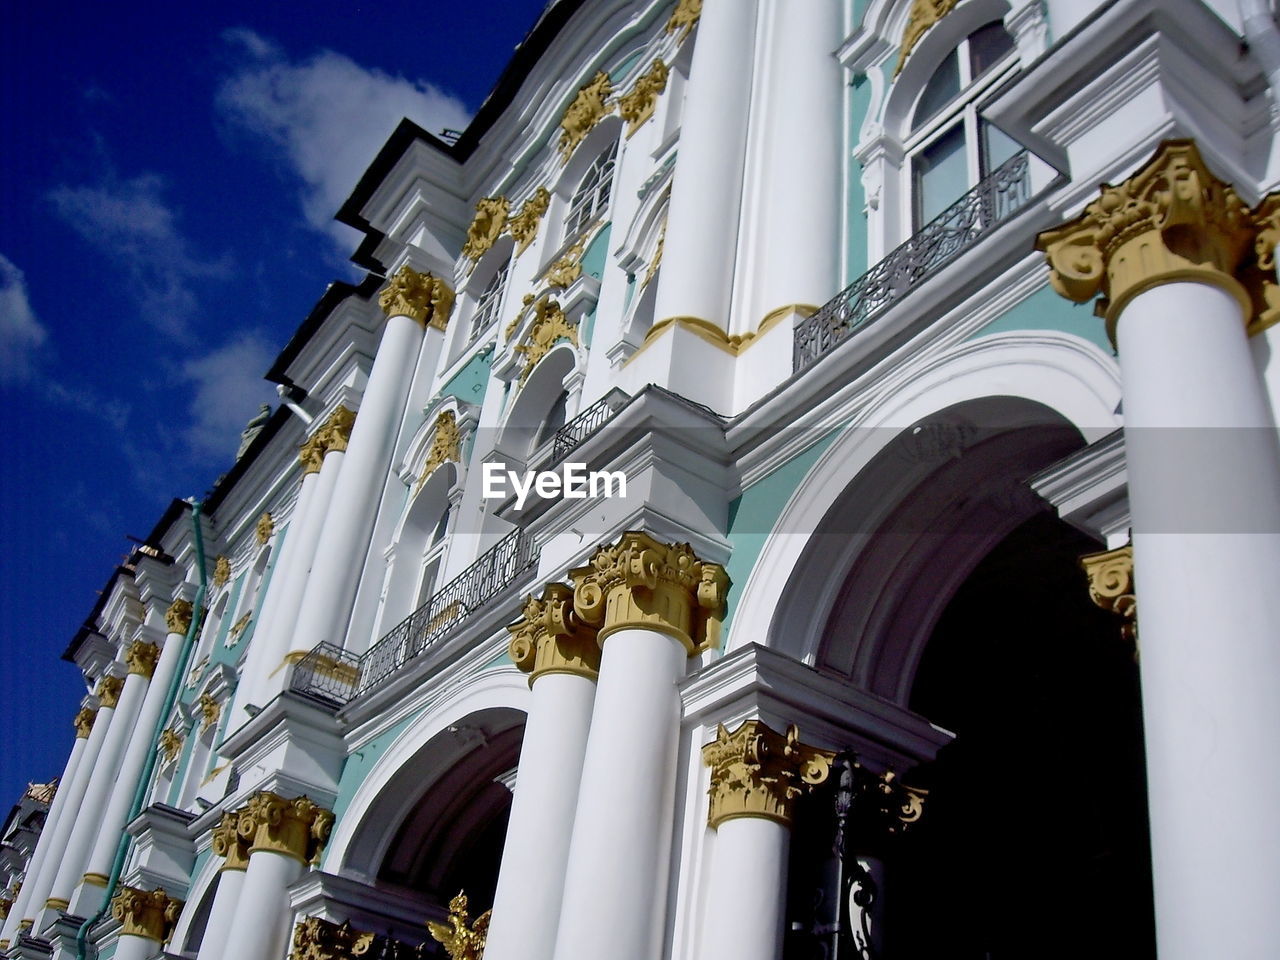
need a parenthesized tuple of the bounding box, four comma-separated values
(654, 0, 759, 326)
(1117, 281, 1280, 960)
(551, 628, 687, 960)
(289, 314, 426, 654)
(485, 673, 597, 960)
(193, 868, 245, 960)
(215, 851, 302, 960)
(72, 632, 187, 916)
(112, 933, 159, 960)
(700, 817, 789, 960)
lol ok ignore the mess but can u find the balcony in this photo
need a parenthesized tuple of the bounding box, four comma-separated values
(794, 151, 1034, 373)
(289, 527, 540, 707)
(545, 388, 630, 466)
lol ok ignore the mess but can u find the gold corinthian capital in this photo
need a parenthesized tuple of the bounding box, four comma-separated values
(569, 531, 729, 655)
(507, 582, 601, 685)
(210, 810, 252, 871)
(702, 720, 834, 828)
(124, 640, 160, 678)
(165, 598, 194, 635)
(236, 791, 334, 866)
(378, 265, 455, 330)
(110, 886, 183, 943)
(1036, 139, 1280, 342)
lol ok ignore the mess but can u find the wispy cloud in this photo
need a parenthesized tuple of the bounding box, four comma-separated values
(217, 28, 471, 253)
(0, 254, 49, 384)
(180, 331, 276, 461)
(48, 174, 232, 342)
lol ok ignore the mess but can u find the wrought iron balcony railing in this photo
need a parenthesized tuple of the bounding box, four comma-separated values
(290, 526, 539, 706)
(794, 150, 1033, 373)
(546, 388, 630, 466)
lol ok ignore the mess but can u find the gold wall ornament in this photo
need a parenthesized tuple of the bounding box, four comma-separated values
(236, 791, 334, 866)
(559, 71, 613, 162)
(642, 221, 666, 289)
(316, 404, 357, 457)
(299, 433, 326, 475)
(427, 891, 491, 960)
(1035, 139, 1278, 343)
(515, 298, 577, 385)
(420, 410, 462, 485)
(291, 916, 379, 960)
(124, 640, 160, 678)
(110, 886, 183, 943)
(197, 693, 222, 733)
(97, 675, 124, 709)
(462, 196, 511, 263)
(543, 233, 589, 289)
(158, 727, 184, 766)
(379, 265, 457, 330)
(895, 0, 960, 77)
(665, 0, 701, 41)
(228, 612, 252, 642)
(618, 59, 669, 137)
(73, 707, 97, 739)
(210, 811, 251, 872)
(0, 898, 10, 921)
(505, 294, 535, 342)
(507, 187, 550, 255)
(212, 556, 232, 589)
(166, 598, 195, 635)
(507, 582, 601, 685)
(1081, 543, 1137, 646)
(570, 531, 730, 654)
(702, 720, 835, 828)
(256, 511, 275, 545)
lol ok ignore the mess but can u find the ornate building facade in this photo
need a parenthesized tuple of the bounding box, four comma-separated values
(4, 0, 1280, 958)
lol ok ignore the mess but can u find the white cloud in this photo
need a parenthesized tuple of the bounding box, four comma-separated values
(48, 175, 231, 341)
(217, 29, 471, 252)
(0, 254, 49, 384)
(181, 332, 277, 461)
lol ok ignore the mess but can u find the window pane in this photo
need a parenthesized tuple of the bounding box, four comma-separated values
(968, 22, 1015, 79)
(536, 390, 570, 449)
(981, 120, 1020, 174)
(912, 49, 960, 131)
(914, 124, 967, 225)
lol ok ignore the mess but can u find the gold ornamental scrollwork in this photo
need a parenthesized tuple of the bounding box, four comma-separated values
(73, 707, 96, 739)
(1081, 543, 1137, 647)
(895, 0, 960, 77)
(158, 727, 184, 766)
(462, 196, 510, 263)
(665, 0, 702, 41)
(212, 556, 232, 589)
(507, 187, 550, 256)
(419, 410, 462, 488)
(507, 582, 601, 685)
(125, 640, 160, 678)
(210, 810, 251, 872)
(379, 265, 456, 331)
(702, 720, 835, 828)
(427, 891, 490, 960)
(237, 791, 334, 866)
(515, 298, 577, 385)
(197, 693, 222, 733)
(97, 675, 124, 710)
(643, 221, 666, 289)
(291, 916, 379, 960)
(110, 886, 183, 943)
(618, 59, 669, 138)
(165, 598, 194, 635)
(543, 232, 590, 290)
(1036, 140, 1280, 341)
(559, 71, 613, 162)
(256, 511, 275, 545)
(570, 531, 730, 655)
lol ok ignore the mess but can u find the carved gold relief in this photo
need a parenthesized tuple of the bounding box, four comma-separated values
(210, 810, 251, 872)
(212, 556, 232, 589)
(544, 233, 589, 290)
(570, 531, 730, 655)
(619, 59, 669, 137)
(197, 693, 222, 732)
(166, 598, 195, 635)
(507, 582, 601, 685)
(642, 221, 666, 289)
(559, 71, 613, 162)
(515, 298, 577, 385)
(462, 196, 511, 263)
(314, 405, 357, 458)
(379, 265, 456, 330)
(158, 727, 184, 766)
(110, 886, 183, 943)
(1081, 543, 1137, 647)
(507, 187, 550, 256)
(291, 916, 379, 960)
(0, 899, 10, 921)
(97, 675, 124, 710)
(702, 721, 834, 828)
(256, 512, 275, 545)
(427, 891, 490, 960)
(665, 0, 702, 41)
(895, 0, 960, 77)
(73, 707, 96, 739)
(236, 791, 334, 866)
(228, 613, 252, 642)
(125, 640, 160, 678)
(420, 410, 462, 486)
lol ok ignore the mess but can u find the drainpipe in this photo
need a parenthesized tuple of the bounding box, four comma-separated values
(74, 498, 209, 960)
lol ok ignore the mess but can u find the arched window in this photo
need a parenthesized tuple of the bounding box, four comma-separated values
(907, 22, 1019, 227)
(415, 506, 451, 609)
(565, 142, 618, 238)
(470, 257, 510, 344)
(534, 389, 570, 451)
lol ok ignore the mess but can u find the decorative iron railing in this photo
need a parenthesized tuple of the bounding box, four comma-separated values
(547, 388, 630, 465)
(793, 151, 1033, 373)
(289, 527, 539, 706)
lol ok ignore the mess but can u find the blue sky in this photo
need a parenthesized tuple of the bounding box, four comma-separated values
(0, 1, 548, 804)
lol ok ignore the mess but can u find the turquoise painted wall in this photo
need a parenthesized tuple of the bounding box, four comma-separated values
(441, 348, 494, 406)
(967, 283, 1113, 353)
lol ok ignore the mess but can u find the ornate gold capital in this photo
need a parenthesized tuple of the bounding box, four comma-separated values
(110, 886, 183, 943)
(165, 598, 194, 635)
(1081, 543, 1137, 645)
(665, 0, 701, 41)
(379, 265, 456, 330)
(619, 59, 669, 137)
(507, 187, 550, 256)
(197, 693, 222, 733)
(318, 405, 357, 456)
(299, 434, 326, 475)
(237, 792, 334, 866)
(256, 512, 275, 545)
(291, 916, 378, 960)
(74, 707, 96, 739)
(559, 71, 613, 162)
(212, 555, 232, 588)
(420, 410, 462, 487)
(1036, 140, 1276, 342)
(125, 640, 160, 678)
(515, 298, 577, 385)
(427, 891, 490, 960)
(462, 196, 510, 262)
(570, 531, 730, 655)
(210, 811, 251, 871)
(702, 721, 834, 828)
(508, 583, 601, 685)
(97, 675, 124, 709)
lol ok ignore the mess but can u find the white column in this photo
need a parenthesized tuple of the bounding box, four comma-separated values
(654, 0, 759, 326)
(215, 851, 301, 960)
(71, 626, 189, 917)
(109, 887, 181, 960)
(700, 818, 789, 960)
(1116, 280, 1280, 960)
(112, 933, 158, 960)
(486, 587, 599, 960)
(290, 267, 448, 655)
(0, 720, 91, 942)
(192, 868, 244, 960)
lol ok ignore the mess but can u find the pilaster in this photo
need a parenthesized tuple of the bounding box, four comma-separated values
(701, 721, 834, 828)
